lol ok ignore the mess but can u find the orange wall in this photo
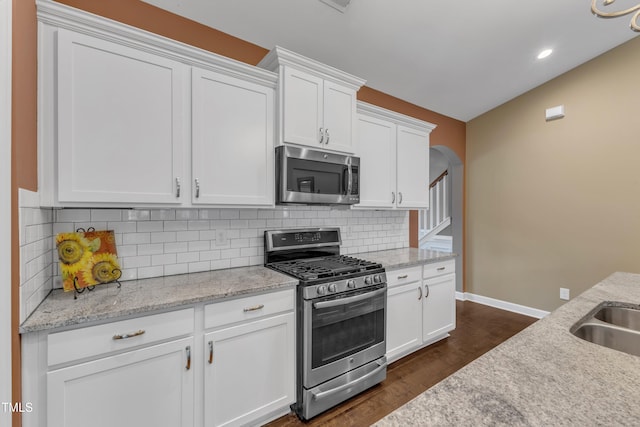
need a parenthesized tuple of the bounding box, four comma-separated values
(11, 1, 466, 422)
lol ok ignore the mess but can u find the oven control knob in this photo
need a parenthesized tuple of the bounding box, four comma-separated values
(347, 279, 356, 289)
(374, 275, 381, 283)
(364, 276, 372, 285)
(317, 285, 327, 296)
(328, 283, 337, 293)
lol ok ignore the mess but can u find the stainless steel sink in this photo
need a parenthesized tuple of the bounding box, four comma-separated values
(594, 306, 640, 331)
(573, 322, 640, 357)
(572, 302, 640, 357)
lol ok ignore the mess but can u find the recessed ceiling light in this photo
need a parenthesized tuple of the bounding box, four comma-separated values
(537, 49, 553, 60)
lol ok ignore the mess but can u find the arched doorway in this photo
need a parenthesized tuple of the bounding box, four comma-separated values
(422, 146, 464, 293)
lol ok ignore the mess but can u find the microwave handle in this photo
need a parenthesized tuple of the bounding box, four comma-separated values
(347, 164, 353, 195)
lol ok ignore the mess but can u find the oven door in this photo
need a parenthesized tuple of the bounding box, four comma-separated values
(303, 283, 386, 388)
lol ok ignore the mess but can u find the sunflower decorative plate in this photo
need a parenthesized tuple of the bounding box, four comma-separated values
(56, 229, 121, 292)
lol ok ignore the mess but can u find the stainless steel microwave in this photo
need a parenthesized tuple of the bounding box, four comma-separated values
(276, 146, 360, 205)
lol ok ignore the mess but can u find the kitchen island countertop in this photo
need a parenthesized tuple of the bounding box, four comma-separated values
(375, 271, 640, 426)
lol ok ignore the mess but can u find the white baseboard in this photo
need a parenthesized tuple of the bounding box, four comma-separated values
(459, 292, 549, 319)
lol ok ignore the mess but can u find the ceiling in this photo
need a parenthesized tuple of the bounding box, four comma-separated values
(141, 0, 638, 122)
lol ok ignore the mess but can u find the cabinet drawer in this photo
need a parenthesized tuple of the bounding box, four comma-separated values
(204, 289, 295, 330)
(387, 266, 422, 288)
(423, 260, 455, 279)
(48, 308, 194, 367)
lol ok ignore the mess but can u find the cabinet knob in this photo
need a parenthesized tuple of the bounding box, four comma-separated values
(398, 192, 403, 204)
(325, 128, 330, 144)
(418, 286, 423, 300)
(319, 127, 325, 144)
(392, 192, 396, 204)
(425, 284, 430, 299)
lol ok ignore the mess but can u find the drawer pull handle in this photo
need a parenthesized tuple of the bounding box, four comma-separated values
(112, 329, 145, 340)
(397, 274, 409, 279)
(437, 267, 446, 271)
(243, 304, 265, 312)
(208, 341, 214, 364)
(186, 346, 191, 370)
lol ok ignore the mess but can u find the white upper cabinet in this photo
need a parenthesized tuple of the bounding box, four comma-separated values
(356, 102, 435, 209)
(258, 46, 365, 154)
(191, 67, 275, 207)
(356, 113, 397, 208)
(38, 2, 278, 208)
(396, 125, 430, 209)
(56, 28, 187, 204)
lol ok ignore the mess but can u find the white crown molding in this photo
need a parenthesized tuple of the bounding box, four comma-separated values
(35, 0, 277, 87)
(258, 45, 366, 91)
(357, 101, 437, 133)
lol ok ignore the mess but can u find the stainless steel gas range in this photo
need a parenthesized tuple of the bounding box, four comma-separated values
(264, 228, 387, 420)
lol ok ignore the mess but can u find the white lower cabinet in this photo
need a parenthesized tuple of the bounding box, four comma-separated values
(202, 289, 295, 427)
(423, 272, 456, 344)
(386, 282, 422, 361)
(203, 312, 295, 427)
(386, 260, 456, 363)
(22, 289, 296, 427)
(47, 337, 195, 427)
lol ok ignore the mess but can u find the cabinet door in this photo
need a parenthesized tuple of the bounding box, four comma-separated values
(356, 114, 397, 208)
(423, 273, 456, 344)
(47, 337, 194, 427)
(204, 312, 295, 427)
(396, 125, 430, 209)
(322, 81, 356, 153)
(57, 29, 186, 204)
(282, 66, 323, 148)
(192, 67, 274, 206)
(386, 282, 423, 363)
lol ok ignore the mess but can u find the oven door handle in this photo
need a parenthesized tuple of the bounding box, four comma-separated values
(312, 288, 386, 309)
(312, 358, 386, 401)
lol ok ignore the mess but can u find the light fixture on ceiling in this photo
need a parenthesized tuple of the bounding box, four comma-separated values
(319, 0, 352, 13)
(537, 49, 553, 59)
(591, 0, 640, 32)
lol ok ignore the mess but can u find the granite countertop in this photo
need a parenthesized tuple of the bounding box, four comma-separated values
(354, 247, 456, 269)
(21, 248, 455, 334)
(375, 272, 640, 426)
(20, 266, 297, 333)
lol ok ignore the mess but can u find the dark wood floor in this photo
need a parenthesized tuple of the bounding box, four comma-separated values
(266, 300, 538, 427)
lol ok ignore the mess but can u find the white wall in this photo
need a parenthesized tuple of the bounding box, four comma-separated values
(0, 0, 12, 421)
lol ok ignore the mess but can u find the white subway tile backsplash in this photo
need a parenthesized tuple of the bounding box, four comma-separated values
(20, 205, 409, 321)
(136, 221, 164, 233)
(150, 231, 176, 244)
(124, 210, 150, 221)
(189, 261, 211, 273)
(91, 209, 122, 222)
(188, 241, 210, 252)
(177, 252, 199, 264)
(123, 232, 151, 245)
(176, 209, 198, 220)
(165, 263, 188, 276)
(151, 209, 176, 221)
